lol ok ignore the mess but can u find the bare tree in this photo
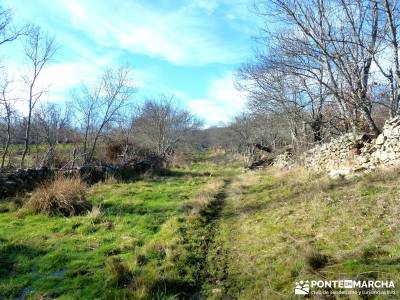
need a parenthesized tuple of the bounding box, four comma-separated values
(371, 0, 400, 117)
(254, 0, 382, 135)
(35, 102, 71, 147)
(32, 102, 71, 167)
(133, 95, 201, 158)
(0, 74, 14, 169)
(230, 113, 258, 165)
(0, 6, 27, 47)
(20, 26, 56, 168)
(75, 66, 136, 164)
(0, 5, 28, 169)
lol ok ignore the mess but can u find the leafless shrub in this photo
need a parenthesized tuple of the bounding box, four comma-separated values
(167, 151, 191, 169)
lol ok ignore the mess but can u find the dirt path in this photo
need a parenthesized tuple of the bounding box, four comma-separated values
(200, 171, 269, 299)
(190, 177, 233, 298)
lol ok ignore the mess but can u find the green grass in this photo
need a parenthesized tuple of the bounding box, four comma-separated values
(2, 150, 400, 299)
(204, 167, 400, 299)
(0, 152, 240, 299)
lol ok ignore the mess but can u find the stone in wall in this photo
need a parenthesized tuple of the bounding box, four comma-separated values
(301, 133, 374, 174)
(0, 168, 54, 198)
(291, 115, 400, 177)
(371, 116, 400, 166)
(272, 151, 295, 169)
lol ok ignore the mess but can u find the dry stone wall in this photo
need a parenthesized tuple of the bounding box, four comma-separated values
(275, 116, 400, 177)
(272, 151, 295, 169)
(0, 157, 166, 199)
(0, 168, 54, 198)
(372, 116, 400, 166)
(302, 133, 376, 175)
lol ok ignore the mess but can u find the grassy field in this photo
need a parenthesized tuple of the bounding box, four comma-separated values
(1, 151, 400, 299)
(204, 167, 400, 299)
(0, 152, 240, 299)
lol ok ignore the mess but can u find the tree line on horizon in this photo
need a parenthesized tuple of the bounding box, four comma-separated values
(3, 0, 400, 171)
(0, 6, 204, 171)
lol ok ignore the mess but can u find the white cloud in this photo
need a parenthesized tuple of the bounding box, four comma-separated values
(56, 0, 253, 66)
(186, 73, 247, 125)
(3, 61, 98, 113)
(190, 0, 219, 14)
(64, 1, 87, 26)
(5, 57, 148, 115)
(1, 0, 254, 118)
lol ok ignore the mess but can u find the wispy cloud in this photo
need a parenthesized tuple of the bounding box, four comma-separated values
(5, 57, 148, 115)
(185, 72, 247, 125)
(55, 0, 254, 66)
(2, 0, 255, 123)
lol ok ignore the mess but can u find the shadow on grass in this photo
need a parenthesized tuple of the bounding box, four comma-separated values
(159, 169, 213, 178)
(148, 278, 197, 300)
(222, 175, 367, 220)
(0, 242, 46, 279)
(100, 202, 176, 217)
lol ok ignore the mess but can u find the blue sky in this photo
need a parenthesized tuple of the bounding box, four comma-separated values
(2, 0, 260, 125)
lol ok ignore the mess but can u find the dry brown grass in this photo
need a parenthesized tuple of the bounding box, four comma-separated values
(206, 164, 400, 298)
(86, 205, 103, 224)
(104, 174, 118, 184)
(180, 180, 224, 215)
(22, 176, 91, 216)
(268, 165, 316, 185)
(168, 152, 191, 169)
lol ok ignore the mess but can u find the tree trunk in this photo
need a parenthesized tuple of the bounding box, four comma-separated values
(361, 106, 380, 135)
(21, 109, 32, 168)
(310, 117, 323, 144)
(1, 114, 11, 170)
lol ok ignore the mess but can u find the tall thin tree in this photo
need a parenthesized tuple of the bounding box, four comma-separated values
(20, 26, 56, 168)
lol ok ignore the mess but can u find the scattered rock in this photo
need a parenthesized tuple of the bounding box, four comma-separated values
(272, 151, 295, 169)
(328, 169, 352, 179)
(375, 134, 385, 145)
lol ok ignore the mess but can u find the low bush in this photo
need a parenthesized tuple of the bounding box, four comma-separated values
(167, 152, 191, 169)
(105, 142, 125, 162)
(22, 176, 91, 216)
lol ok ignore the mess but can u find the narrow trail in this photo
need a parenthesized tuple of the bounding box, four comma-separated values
(195, 177, 233, 292)
(199, 171, 264, 299)
(173, 172, 236, 300)
(195, 174, 241, 299)
(201, 178, 232, 226)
